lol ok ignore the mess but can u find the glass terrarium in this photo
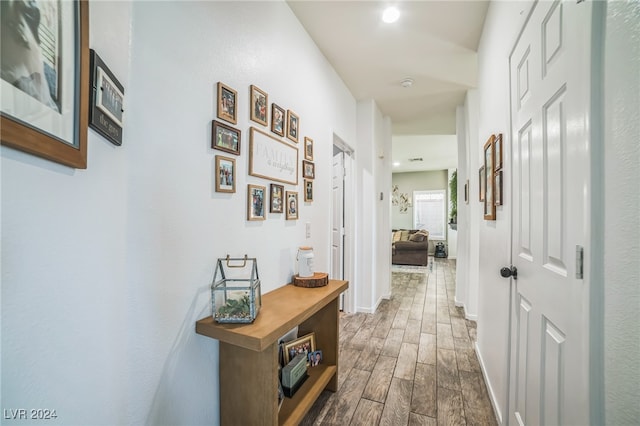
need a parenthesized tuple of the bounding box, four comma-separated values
(211, 256, 261, 323)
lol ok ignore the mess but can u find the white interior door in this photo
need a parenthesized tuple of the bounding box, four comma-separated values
(332, 151, 345, 307)
(508, 1, 593, 425)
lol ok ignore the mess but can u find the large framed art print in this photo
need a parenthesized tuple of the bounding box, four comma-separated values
(0, 0, 90, 169)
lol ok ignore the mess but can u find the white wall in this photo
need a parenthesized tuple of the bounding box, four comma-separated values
(392, 134, 458, 173)
(603, 0, 640, 423)
(391, 170, 449, 231)
(0, 1, 376, 424)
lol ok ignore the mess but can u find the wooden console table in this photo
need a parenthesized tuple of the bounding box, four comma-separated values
(196, 279, 348, 426)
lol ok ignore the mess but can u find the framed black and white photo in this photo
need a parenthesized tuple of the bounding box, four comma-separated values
(89, 49, 124, 146)
(270, 183, 284, 213)
(304, 179, 313, 202)
(0, 0, 89, 168)
(304, 137, 313, 161)
(286, 191, 298, 220)
(302, 160, 315, 179)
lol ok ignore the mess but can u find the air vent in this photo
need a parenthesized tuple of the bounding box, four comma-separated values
(408, 157, 423, 162)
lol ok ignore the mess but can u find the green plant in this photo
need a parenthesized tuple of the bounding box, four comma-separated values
(449, 170, 457, 223)
(217, 295, 251, 317)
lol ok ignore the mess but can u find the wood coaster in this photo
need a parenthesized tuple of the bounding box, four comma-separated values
(293, 272, 329, 288)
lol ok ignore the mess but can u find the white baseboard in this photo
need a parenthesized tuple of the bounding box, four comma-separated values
(475, 341, 503, 425)
(453, 299, 478, 321)
(357, 295, 388, 314)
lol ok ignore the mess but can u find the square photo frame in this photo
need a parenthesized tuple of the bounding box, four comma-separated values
(212, 120, 241, 155)
(215, 155, 236, 193)
(271, 103, 285, 137)
(287, 110, 299, 143)
(304, 179, 313, 202)
(270, 183, 284, 213)
(217, 82, 237, 125)
(247, 184, 266, 221)
(308, 350, 322, 367)
(283, 332, 316, 365)
(250, 85, 268, 126)
(285, 191, 299, 220)
(302, 160, 315, 179)
(304, 137, 314, 161)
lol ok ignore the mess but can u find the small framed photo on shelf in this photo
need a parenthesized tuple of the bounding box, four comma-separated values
(302, 160, 315, 179)
(283, 332, 316, 365)
(217, 82, 237, 125)
(287, 110, 299, 143)
(495, 170, 503, 206)
(247, 184, 266, 221)
(285, 191, 299, 220)
(494, 133, 503, 170)
(212, 120, 241, 155)
(215, 155, 236, 193)
(271, 103, 285, 137)
(270, 183, 284, 213)
(308, 350, 322, 367)
(304, 137, 314, 161)
(304, 179, 313, 202)
(250, 85, 268, 126)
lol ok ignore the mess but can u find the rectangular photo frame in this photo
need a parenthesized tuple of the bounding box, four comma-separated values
(89, 49, 125, 146)
(250, 85, 268, 126)
(217, 82, 237, 125)
(285, 191, 299, 220)
(304, 137, 314, 161)
(249, 127, 298, 185)
(302, 160, 315, 179)
(215, 155, 235, 193)
(270, 183, 284, 213)
(304, 179, 313, 202)
(479, 166, 486, 202)
(495, 133, 503, 170)
(271, 103, 285, 137)
(0, 0, 89, 169)
(247, 184, 266, 221)
(483, 135, 496, 220)
(283, 332, 316, 365)
(495, 170, 503, 206)
(212, 120, 241, 155)
(287, 109, 299, 143)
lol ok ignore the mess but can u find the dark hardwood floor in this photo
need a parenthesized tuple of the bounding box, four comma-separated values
(301, 258, 497, 426)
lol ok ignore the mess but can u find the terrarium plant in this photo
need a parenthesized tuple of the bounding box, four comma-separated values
(216, 294, 251, 319)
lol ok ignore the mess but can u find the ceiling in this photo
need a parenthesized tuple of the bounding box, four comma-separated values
(287, 0, 489, 136)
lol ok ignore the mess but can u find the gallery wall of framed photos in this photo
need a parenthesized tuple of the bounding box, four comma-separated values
(212, 81, 316, 222)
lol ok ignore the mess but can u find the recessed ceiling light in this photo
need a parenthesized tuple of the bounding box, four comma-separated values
(382, 6, 400, 23)
(400, 78, 414, 88)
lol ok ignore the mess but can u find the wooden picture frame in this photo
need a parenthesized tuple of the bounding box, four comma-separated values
(283, 332, 316, 365)
(215, 155, 236, 193)
(494, 133, 503, 170)
(287, 110, 299, 143)
(495, 170, 503, 206)
(479, 166, 486, 202)
(304, 179, 313, 202)
(250, 85, 268, 126)
(302, 160, 315, 179)
(0, 0, 89, 168)
(271, 103, 285, 137)
(212, 120, 241, 155)
(483, 135, 496, 220)
(270, 184, 284, 213)
(285, 191, 299, 220)
(217, 82, 237, 125)
(249, 127, 298, 185)
(247, 184, 266, 221)
(304, 137, 314, 161)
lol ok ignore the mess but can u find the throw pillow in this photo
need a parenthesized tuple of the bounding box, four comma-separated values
(392, 231, 402, 243)
(409, 232, 425, 242)
(400, 230, 410, 241)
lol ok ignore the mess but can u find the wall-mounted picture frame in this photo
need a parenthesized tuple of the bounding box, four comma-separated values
(215, 155, 235, 193)
(465, 180, 469, 204)
(270, 184, 284, 213)
(0, 0, 89, 168)
(302, 160, 315, 179)
(212, 120, 241, 155)
(89, 49, 125, 146)
(286, 191, 299, 220)
(249, 127, 298, 185)
(283, 332, 316, 365)
(483, 135, 496, 220)
(479, 166, 486, 202)
(304, 179, 313, 202)
(287, 110, 299, 143)
(495, 133, 503, 170)
(271, 103, 285, 137)
(304, 137, 314, 161)
(247, 184, 266, 221)
(250, 85, 268, 126)
(495, 170, 503, 206)
(217, 82, 237, 125)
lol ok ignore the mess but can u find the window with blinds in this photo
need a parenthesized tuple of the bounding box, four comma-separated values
(413, 190, 446, 240)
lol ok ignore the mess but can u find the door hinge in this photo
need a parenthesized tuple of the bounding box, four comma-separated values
(576, 245, 584, 279)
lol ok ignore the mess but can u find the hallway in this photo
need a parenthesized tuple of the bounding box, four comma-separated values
(302, 259, 496, 425)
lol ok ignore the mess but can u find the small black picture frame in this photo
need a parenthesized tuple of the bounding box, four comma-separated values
(89, 49, 125, 146)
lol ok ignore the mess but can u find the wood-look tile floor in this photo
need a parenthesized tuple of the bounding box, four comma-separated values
(301, 258, 497, 426)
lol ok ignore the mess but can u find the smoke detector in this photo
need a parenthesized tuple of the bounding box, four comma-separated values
(400, 78, 414, 88)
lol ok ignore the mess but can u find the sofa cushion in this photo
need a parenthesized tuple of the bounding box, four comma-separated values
(400, 230, 410, 241)
(409, 232, 426, 242)
(392, 231, 402, 243)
